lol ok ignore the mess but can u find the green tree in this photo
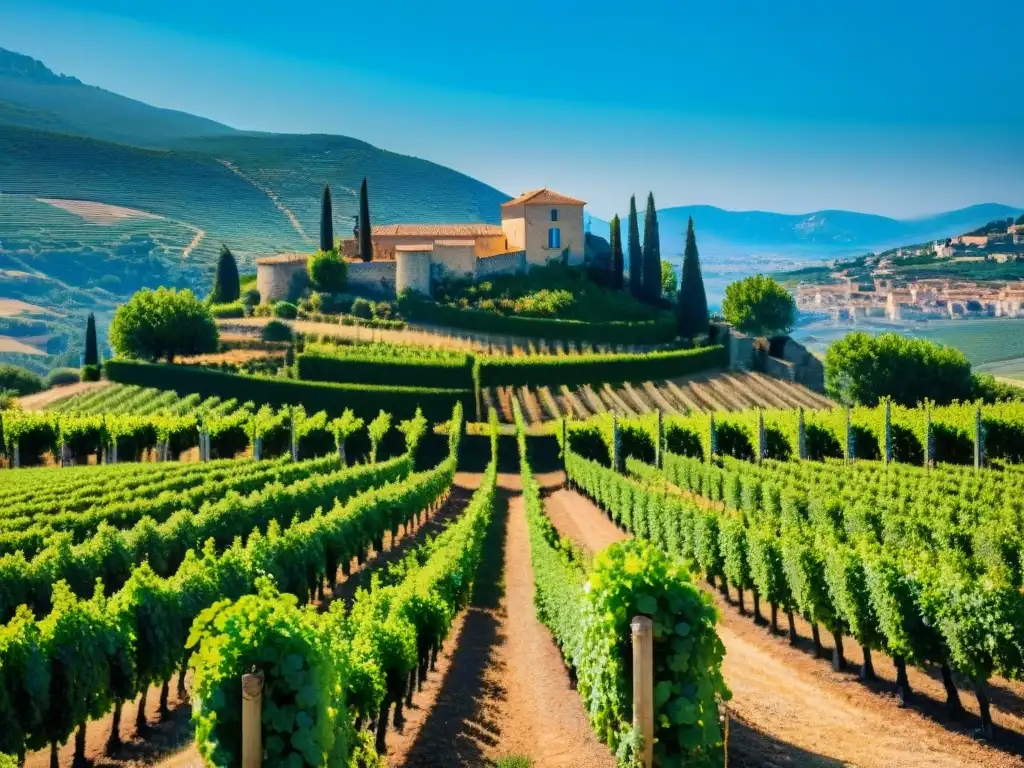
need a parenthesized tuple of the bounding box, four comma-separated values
(609, 215, 624, 290)
(307, 249, 348, 293)
(677, 217, 710, 338)
(660, 259, 677, 299)
(824, 332, 973, 406)
(721, 274, 794, 339)
(627, 195, 643, 299)
(358, 177, 373, 263)
(320, 184, 334, 253)
(1016, 213, 1024, 226)
(109, 288, 218, 364)
(641, 192, 662, 302)
(0, 364, 43, 396)
(210, 244, 240, 304)
(84, 312, 99, 367)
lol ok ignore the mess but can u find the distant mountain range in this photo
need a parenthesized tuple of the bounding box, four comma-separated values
(587, 203, 1024, 263)
(0, 44, 1020, 372)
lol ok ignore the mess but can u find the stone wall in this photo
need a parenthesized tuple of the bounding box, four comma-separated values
(765, 356, 796, 382)
(430, 243, 477, 279)
(257, 261, 307, 304)
(346, 260, 397, 298)
(475, 250, 526, 279)
(396, 250, 431, 296)
(781, 338, 825, 392)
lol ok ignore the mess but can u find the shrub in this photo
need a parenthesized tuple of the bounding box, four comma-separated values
(721, 275, 796, 337)
(110, 287, 218, 363)
(825, 332, 973, 407)
(209, 301, 245, 319)
(242, 288, 261, 307)
(273, 301, 299, 319)
(261, 320, 294, 343)
(351, 297, 372, 319)
(104, 359, 473, 422)
(0, 364, 43, 396)
(307, 250, 348, 293)
(286, 270, 311, 304)
(45, 368, 81, 388)
(81, 364, 102, 382)
(399, 292, 677, 345)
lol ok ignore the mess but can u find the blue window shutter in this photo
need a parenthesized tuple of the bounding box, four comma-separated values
(551, 208, 558, 222)
(548, 228, 561, 248)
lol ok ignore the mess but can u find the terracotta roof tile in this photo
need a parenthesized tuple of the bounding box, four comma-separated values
(500, 188, 586, 207)
(371, 223, 503, 237)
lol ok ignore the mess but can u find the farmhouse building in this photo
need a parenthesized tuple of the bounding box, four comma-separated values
(258, 187, 587, 303)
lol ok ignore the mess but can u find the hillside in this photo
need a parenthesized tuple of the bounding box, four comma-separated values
(0, 47, 238, 146)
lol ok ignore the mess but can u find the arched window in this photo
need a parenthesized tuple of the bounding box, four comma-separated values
(550, 209, 558, 222)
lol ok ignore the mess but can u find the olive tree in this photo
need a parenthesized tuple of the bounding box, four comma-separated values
(721, 275, 796, 338)
(109, 288, 218, 364)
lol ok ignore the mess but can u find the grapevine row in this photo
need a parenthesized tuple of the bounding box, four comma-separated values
(564, 447, 1024, 741)
(0, 405, 463, 765)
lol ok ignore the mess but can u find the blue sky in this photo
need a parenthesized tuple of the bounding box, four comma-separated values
(1, 0, 1022, 220)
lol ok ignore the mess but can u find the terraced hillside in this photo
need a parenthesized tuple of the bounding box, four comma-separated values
(486, 369, 834, 425)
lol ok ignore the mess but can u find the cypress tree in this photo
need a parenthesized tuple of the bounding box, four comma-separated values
(84, 312, 98, 367)
(358, 178, 373, 263)
(211, 244, 240, 303)
(609, 215, 624, 290)
(627, 195, 642, 299)
(320, 184, 334, 252)
(677, 217, 709, 338)
(641, 192, 662, 303)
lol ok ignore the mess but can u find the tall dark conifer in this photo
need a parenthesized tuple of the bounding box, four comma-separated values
(320, 184, 335, 252)
(211, 244, 240, 303)
(627, 195, 643, 298)
(641, 192, 662, 303)
(677, 217, 709, 338)
(358, 178, 373, 262)
(84, 312, 98, 367)
(609, 215, 624, 289)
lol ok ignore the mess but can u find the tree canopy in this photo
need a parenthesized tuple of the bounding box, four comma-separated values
(0, 364, 43, 396)
(358, 178, 373, 262)
(320, 185, 334, 253)
(307, 249, 348, 293)
(627, 196, 642, 299)
(660, 259, 677, 299)
(677, 217, 709, 338)
(109, 288, 218, 364)
(641, 192, 662, 303)
(210, 244, 240, 304)
(1017, 213, 1024, 226)
(824, 331, 973, 407)
(84, 312, 99, 367)
(721, 274, 794, 338)
(609, 214, 624, 290)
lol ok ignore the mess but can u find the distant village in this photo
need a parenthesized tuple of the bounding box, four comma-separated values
(796, 218, 1024, 322)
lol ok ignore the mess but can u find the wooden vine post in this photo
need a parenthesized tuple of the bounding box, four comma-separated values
(756, 408, 767, 463)
(561, 416, 568, 474)
(655, 408, 663, 469)
(974, 406, 984, 470)
(845, 407, 854, 464)
(290, 409, 298, 462)
(631, 616, 654, 768)
(612, 411, 622, 473)
(708, 413, 717, 461)
(883, 400, 893, 465)
(797, 406, 807, 460)
(924, 406, 933, 469)
(241, 672, 264, 768)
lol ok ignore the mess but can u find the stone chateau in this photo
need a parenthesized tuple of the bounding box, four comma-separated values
(257, 188, 586, 303)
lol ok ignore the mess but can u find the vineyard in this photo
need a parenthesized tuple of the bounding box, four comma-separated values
(487, 370, 833, 425)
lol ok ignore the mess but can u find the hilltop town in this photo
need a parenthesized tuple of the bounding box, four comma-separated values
(791, 216, 1024, 323)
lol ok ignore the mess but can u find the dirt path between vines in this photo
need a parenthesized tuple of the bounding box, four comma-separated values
(389, 472, 616, 768)
(543, 474, 1024, 768)
(18, 380, 110, 411)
